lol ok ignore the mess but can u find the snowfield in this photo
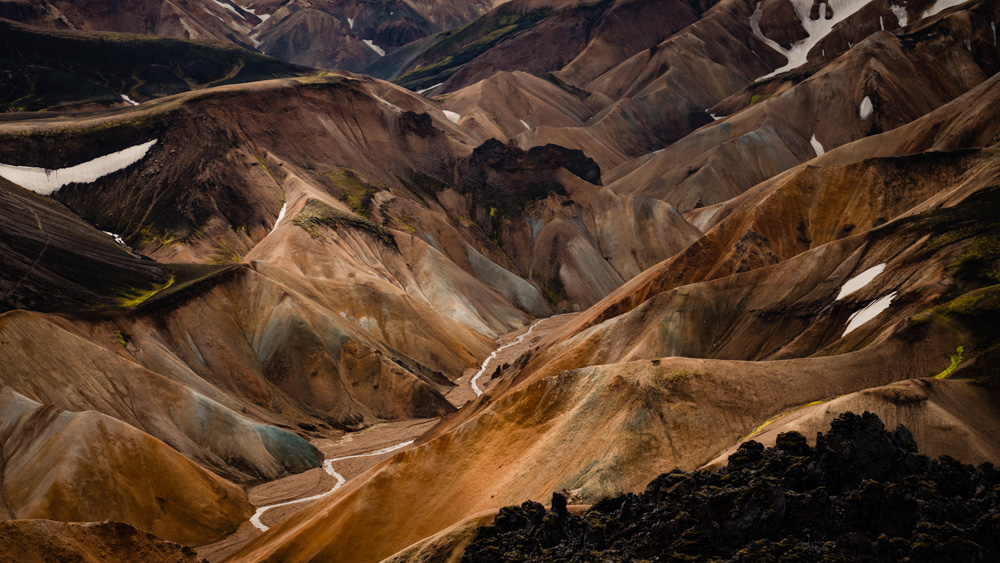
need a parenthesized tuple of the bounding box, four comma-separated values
(843, 291, 896, 337)
(751, 0, 874, 80)
(859, 96, 873, 120)
(810, 134, 825, 156)
(0, 139, 157, 196)
(363, 39, 385, 56)
(836, 264, 886, 300)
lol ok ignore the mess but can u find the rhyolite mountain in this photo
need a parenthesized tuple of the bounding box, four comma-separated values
(0, 0, 508, 72)
(0, 0, 997, 561)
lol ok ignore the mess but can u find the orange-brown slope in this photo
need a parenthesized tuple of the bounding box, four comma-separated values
(228, 171, 1000, 562)
(558, 71, 1000, 348)
(704, 378, 1000, 470)
(0, 309, 321, 484)
(229, 326, 960, 563)
(227, 176, 1000, 562)
(0, 390, 252, 545)
(0, 520, 203, 563)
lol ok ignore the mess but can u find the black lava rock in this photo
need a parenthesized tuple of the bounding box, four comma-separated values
(460, 412, 1000, 562)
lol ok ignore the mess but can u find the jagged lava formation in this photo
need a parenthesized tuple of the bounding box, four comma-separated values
(462, 412, 1000, 562)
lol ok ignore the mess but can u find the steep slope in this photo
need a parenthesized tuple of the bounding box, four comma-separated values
(229, 173, 1000, 562)
(0, 0, 506, 72)
(0, 69, 702, 313)
(0, 18, 313, 112)
(0, 309, 322, 483)
(562, 68, 1000, 342)
(0, 178, 170, 312)
(229, 134, 1000, 561)
(0, 390, 253, 545)
(608, 0, 1000, 209)
(0, 520, 204, 563)
(704, 378, 1000, 470)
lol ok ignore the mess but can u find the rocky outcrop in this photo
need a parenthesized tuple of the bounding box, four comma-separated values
(461, 412, 1000, 562)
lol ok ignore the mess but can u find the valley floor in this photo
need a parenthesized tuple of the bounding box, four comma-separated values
(197, 314, 577, 561)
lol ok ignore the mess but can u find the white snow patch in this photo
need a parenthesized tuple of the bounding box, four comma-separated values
(363, 39, 385, 56)
(416, 83, 443, 95)
(347, 17, 354, 29)
(102, 231, 131, 250)
(964, 39, 972, 51)
(992, 22, 997, 45)
(471, 322, 538, 396)
(751, 0, 874, 80)
(212, 0, 245, 18)
(810, 133, 825, 156)
(709, 112, 720, 120)
(257, 13, 270, 23)
(0, 140, 157, 196)
(442, 110, 461, 124)
(120, 94, 139, 106)
(520, 119, 531, 129)
(859, 96, 873, 120)
(249, 439, 414, 532)
(843, 291, 896, 337)
(836, 263, 886, 300)
(270, 202, 287, 234)
(922, 0, 969, 19)
(879, 15, 884, 30)
(891, 4, 908, 26)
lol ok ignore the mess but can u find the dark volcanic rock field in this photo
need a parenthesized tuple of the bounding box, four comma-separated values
(462, 412, 1000, 562)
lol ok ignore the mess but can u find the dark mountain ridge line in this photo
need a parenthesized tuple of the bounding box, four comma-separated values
(0, 17, 316, 113)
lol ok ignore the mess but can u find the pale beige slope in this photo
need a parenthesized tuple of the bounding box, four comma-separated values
(0, 390, 252, 545)
(0, 310, 319, 483)
(491, 207, 968, 402)
(246, 172, 528, 340)
(507, 171, 703, 308)
(229, 324, 957, 563)
(528, 0, 778, 165)
(704, 378, 1000, 470)
(440, 71, 595, 142)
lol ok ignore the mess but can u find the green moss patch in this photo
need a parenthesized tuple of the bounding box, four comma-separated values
(293, 198, 398, 251)
(319, 168, 386, 217)
(394, 8, 552, 90)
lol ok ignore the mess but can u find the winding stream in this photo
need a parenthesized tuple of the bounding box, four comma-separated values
(470, 322, 538, 396)
(249, 320, 539, 532)
(249, 440, 413, 531)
